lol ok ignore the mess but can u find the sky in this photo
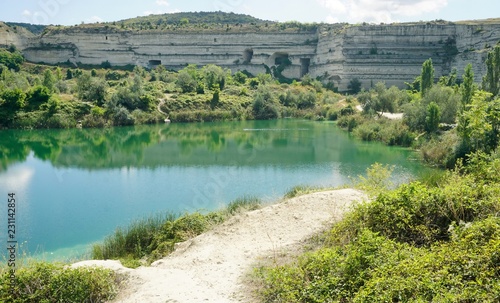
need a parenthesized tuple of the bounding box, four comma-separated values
(0, 0, 499, 26)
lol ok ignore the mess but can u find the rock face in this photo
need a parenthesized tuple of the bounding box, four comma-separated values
(311, 22, 500, 90)
(3, 20, 500, 91)
(0, 22, 34, 50)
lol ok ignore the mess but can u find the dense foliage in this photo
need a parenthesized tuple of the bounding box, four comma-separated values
(0, 262, 117, 303)
(0, 52, 346, 129)
(339, 45, 500, 168)
(256, 154, 500, 302)
(41, 11, 318, 33)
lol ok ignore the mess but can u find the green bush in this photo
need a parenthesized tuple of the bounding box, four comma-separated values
(257, 153, 500, 303)
(0, 262, 117, 303)
(356, 218, 500, 302)
(420, 131, 459, 168)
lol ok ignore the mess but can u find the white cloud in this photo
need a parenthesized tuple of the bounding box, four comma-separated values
(22, 10, 32, 17)
(318, 0, 448, 23)
(156, 0, 169, 6)
(326, 15, 340, 23)
(142, 8, 180, 16)
(319, 0, 347, 14)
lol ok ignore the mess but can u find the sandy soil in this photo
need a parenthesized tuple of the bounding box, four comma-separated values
(355, 105, 404, 120)
(73, 189, 367, 303)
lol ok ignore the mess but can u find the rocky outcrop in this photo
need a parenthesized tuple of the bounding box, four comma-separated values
(3, 19, 500, 91)
(0, 22, 34, 50)
(312, 21, 500, 90)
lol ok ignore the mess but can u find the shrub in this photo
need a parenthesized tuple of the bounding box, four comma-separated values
(420, 131, 459, 168)
(0, 262, 117, 302)
(252, 86, 279, 120)
(337, 114, 364, 132)
(257, 159, 500, 303)
(233, 71, 247, 84)
(356, 218, 500, 302)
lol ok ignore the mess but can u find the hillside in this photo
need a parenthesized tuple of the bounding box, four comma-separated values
(116, 11, 270, 27)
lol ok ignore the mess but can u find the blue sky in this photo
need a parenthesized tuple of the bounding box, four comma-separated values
(1, 0, 499, 25)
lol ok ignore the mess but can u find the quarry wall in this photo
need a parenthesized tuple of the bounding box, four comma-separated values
(2, 20, 500, 91)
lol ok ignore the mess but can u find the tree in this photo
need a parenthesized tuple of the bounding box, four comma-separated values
(210, 87, 220, 110)
(77, 73, 107, 105)
(252, 86, 279, 120)
(420, 58, 434, 96)
(423, 85, 460, 124)
(458, 64, 477, 143)
(0, 49, 24, 71)
(43, 69, 56, 92)
(55, 67, 63, 81)
(0, 88, 26, 125)
(372, 82, 396, 114)
(425, 102, 441, 133)
(233, 71, 247, 84)
(257, 73, 273, 85)
(66, 69, 73, 80)
(461, 64, 476, 108)
(438, 68, 457, 87)
(297, 90, 316, 109)
(462, 91, 500, 153)
(176, 70, 197, 93)
(482, 44, 500, 96)
(1, 88, 26, 110)
(202, 65, 226, 90)
(348, 78, 362, 94)
(27, 85, 51, 110)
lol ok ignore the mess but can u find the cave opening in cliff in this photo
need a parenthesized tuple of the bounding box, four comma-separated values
(300, 58, 310, 77)
(149, 60, 162, 68)
(274, 53, 290, 66)
(243, 48, 253, 64)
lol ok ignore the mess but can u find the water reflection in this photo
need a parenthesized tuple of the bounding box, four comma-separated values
(0, 120, 416, 172)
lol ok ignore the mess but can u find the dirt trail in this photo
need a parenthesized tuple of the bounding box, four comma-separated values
(157, 94, 173, 119)
(73, 189, 367, 303)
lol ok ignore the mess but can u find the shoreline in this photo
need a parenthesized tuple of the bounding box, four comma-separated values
(73, 188, 367, 303)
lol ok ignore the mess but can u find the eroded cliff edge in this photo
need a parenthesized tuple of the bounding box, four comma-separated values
(2, 19, 500, 91)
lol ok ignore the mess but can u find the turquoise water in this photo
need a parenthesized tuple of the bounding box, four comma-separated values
(0, 120, 427, 261)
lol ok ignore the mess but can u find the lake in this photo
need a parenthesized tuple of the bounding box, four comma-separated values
(0, 120, 428, 261)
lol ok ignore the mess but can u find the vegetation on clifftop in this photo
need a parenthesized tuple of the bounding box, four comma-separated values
(40, 11, 319, 34)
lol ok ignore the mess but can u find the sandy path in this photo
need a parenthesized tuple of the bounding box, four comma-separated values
(73, 189, 366, 303)
(355, 104, 403, 120)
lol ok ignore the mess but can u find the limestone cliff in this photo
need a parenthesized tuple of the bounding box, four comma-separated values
(0, 22, 34, 50)
(3, 19, 500, 91)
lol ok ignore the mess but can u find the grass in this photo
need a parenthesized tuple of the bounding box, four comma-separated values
(284, 185, 332, 199)
(91, 196, 262, 265)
